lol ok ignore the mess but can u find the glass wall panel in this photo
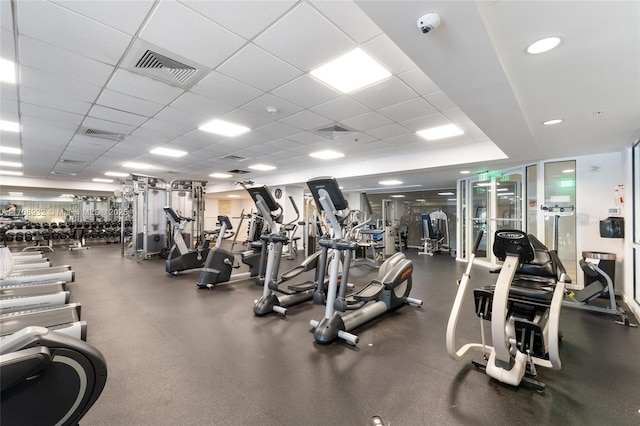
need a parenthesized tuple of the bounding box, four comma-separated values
(633, 140, 640, 304)
(544, 160, 577, 279)
(526, 165, 538, 236)
(470, 177, 490, 262)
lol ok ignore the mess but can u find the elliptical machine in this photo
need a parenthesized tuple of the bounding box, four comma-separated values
(163, 207, 211, 275)
(0, 326, 107, 425)
(307, 177, 423, 345)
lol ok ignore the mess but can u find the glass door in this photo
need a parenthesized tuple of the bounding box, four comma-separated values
(470, 176, 491, 263)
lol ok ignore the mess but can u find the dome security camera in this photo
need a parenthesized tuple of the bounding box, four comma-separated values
(417, 12, 441, 34)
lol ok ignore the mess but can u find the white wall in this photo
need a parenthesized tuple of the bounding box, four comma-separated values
(576, 151, 626, 290)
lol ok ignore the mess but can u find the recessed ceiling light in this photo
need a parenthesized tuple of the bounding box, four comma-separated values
(438, 192, 454, 196)
(379, 180, 403, 186)
(460, 170, 470, 174)
(93, 178, 114, 183)
(0, 58, 16, 84)
(227, 194, 241, 198)
(0, 161, 22, 168)
(416, 124, 464, 141)
(390, 194, 405, 198)
(60, 194, 75, 198)
(105, 171, 129, 177)
(248, 164, 276, 171)
(309, 150, 345, 160)
(310, 48, 391, 94)
(150, 147, 188, 157)
(526, 36, 562, 54)
(542, 119, 563, 126)
(209, 173, 233, 179)
(0, 170, 23, 176)
(0, 146, 21, 155)
(122, 162, 153, 170)
(199, 119, 250, 137)
(416, 198, 426, 202)
(562, 169, 575, 173)
(9, 192, 23, 196)
(0, 120, 20, 132)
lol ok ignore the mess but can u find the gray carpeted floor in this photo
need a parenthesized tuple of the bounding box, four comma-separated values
(42, 243, 640, 425)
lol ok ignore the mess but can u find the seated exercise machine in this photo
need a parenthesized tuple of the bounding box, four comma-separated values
(0, 326, 107, 426)
(195, 215, 263, 289)
(307, 177, 422, 345)
(563, 257, 637, 326)
(419, 211, 448, 256)
(164, 206, 213, 275)
(446, 230, 566, 391)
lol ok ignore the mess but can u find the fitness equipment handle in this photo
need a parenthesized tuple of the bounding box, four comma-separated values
(471, 230, 484, 255)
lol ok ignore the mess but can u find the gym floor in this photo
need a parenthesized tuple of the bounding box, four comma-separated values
(46, 244, 639, 425)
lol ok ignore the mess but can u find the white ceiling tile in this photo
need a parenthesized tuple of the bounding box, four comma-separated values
(217, 44, 303, 92)
(254, 121, 300, 139)
(107, 69, 184, 105)
(280, 110, 333, 131)
(1, 1, 12, 31)
(20, 66, 102, 102)
(400, 112, 451, 133)
(1, 86, 18, 115)
(170, 92, 234, 118)
(255, 2, 354, 71)
(141, 115, 193, 137)
(21, 103, 84, 127)
(0, 132, 20, 148)
(350, 77, 416, 111)
(398, 68, 440, 96)
(424, 91, 457, 112)
(286, 132, 329, 145)
(88, 105, 149, 127)
(191, 71, 262, 106)
(1, 28, 15, 61)
(139, 0, 246, 69)
(378, 98, 437, 122)
(168, 135, 217, 151)
(17, 0, 131, 65)
(264, 138, 304, 151)
(70, 134, 118, 150)
(311, 97, 369, 122)
(311, 0, 383, 43)
(21, 86, 91, 116)
(365, 124, 411, 140)
(82, 117, 137, 135)
(240, 94, 303, 119)
(218, 107, 273, 130)
(341, 111, 393, 132)
(19, 36, 114, 86)
(271, 74, 340, 109)
(97, 90, 166, 117)
(363, 34, 416, 75)
(51, 0, 154, 35)
(129, 127, 176, 145)
(179, 0, 297, 40)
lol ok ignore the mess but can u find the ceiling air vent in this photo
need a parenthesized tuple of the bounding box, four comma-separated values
(80, 127, 126, 141)
(220, 154, 247, 161)
(314, 123, 357, 139)
(228, 169, 250, 174)
(61, 159, 89, 164)
(135, 50, 197, 85)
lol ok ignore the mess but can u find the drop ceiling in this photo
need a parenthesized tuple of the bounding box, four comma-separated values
(0, 0, 638, 197)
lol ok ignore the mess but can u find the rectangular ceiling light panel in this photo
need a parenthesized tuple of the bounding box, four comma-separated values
(310, 48, 391, 94)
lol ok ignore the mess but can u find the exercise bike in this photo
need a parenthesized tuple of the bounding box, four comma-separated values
(307, 177, 422, 345)
(164, 207, 213, 275)
(446, 230, 566, 391)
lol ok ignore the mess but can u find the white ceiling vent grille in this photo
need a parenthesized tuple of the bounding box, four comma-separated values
(220, 154, 247, 161)
(314, 123, 357, 139)
(80, 127, 126, 141)
(135, 50, 197, 85)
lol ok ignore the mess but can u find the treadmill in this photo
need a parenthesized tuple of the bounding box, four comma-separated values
(0, 303, 86, 340)
(0, 265, 75, 285)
